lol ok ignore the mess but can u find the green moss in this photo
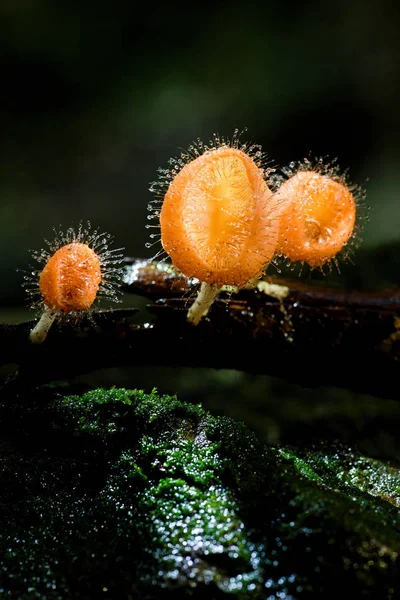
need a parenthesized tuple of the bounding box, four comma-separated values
(294, 445, 400, 507)
(0, 388, 400, 598)
(277, 449, 324, 482)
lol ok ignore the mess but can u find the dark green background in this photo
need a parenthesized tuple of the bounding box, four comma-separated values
(1, 0, 399, 307)
(2, 10, 400, 595)
(0, 0, 399, 489)
(1, 2, 399, 425)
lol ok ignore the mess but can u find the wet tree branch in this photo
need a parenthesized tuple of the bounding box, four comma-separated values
(1, 258, 399, 399)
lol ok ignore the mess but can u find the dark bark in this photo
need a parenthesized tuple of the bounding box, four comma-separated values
(1, 259, 399, 399)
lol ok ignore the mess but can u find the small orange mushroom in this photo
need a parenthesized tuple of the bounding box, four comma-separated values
(39, 243, 102, 312)
(155, 140, 279, 324)
(274, 169, 357, 267)
(26, 224, 123, 343)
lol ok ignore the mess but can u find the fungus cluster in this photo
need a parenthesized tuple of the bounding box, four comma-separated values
(25, 133, 363, 342)
(152, 134, 362, 324)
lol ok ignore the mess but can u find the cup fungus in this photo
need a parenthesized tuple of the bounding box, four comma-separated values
(24, 224, 124, 343)
(150, 134, 280, 324)
(273, 160, 361, 268)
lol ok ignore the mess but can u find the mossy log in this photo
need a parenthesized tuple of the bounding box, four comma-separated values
(0, 388, 399, 598)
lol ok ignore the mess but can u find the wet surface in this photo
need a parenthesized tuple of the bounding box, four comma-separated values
(1, 388, 400, 598)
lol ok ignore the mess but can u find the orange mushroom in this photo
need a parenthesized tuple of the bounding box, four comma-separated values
(155, 141, 279, 324)
(39, 243, 102, 312)
(26, 225, 123, 343)
(274, 169, 357, 267)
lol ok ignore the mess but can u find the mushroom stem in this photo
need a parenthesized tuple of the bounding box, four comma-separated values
(29, 307, 57, 344)
(187, 283, 220, 325)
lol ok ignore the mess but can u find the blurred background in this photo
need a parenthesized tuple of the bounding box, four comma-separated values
(1, 1, 400, 452)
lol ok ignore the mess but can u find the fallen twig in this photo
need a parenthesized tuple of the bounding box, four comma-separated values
(0, 259, 399, 399)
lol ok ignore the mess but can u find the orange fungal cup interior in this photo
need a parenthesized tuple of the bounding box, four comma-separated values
(160, 146, 279, 288)
(275, 170, 356, 267)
